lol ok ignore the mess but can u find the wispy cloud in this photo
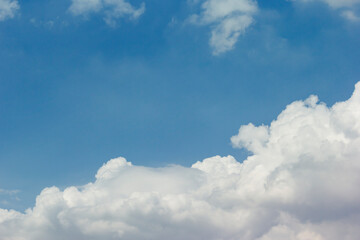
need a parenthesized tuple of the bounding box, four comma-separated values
(1, 82, 360, 239)
(297, 0, 360, 9)
(189, 0, 258, 55)
(295, 0, 360, 21)
(69, 0, 145, 27)
(0, 0, 19, 21)
(341, 9, 360, 21)
(0, 189, 19, 196)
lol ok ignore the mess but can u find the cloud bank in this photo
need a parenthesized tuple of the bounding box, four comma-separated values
(1, 82, 360, 239)
(69, 0, 145, 26)
(189, 0, 258, 55)
(0, 0, 19, 21)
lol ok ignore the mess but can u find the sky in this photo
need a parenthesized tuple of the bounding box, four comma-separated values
(0, 0, 360, 239)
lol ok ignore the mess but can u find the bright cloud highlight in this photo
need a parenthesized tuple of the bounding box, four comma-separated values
(1, 82, 360, 239)
(69, 0, 145, 26)
(0, 0, 19, 21)
(189, 0, 258, 55)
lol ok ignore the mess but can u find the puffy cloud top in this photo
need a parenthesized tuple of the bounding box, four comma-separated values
(69, 0, 145, 26)
(0, 0, 19, 21)
(231, 123, 269, 153)
(1, 82, 360, 239)
(189, 0, 258, 55)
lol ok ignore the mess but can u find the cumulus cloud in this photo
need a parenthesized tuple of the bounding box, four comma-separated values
(231, 123, 269, 153)
(0, 0, 19, 21)
(1, 82, 360, 239)
(296, 0, 360, 21)
(189, 0, 258, 55)
(69, 0, 145, 26)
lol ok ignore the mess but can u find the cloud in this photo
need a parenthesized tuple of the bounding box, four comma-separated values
(295, 0, 360, 21)
(1, 82, 360, 239)
(0, 189, 20, 208)
(189, 0, 258, 55)
(0, 189, 19, 195)
(0, 0, 19, 21)
(341, 9, 360, 21)
(69, 0, 145, 26)
(231, 123, 269, 153)
(297, 0, 360, 9)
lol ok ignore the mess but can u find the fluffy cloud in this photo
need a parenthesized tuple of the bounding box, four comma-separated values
(0, 0, 19, 21)
(1, 82, 360, 239)
(69, 0, 145, 26)
(296, 0, 360, 21)
(189, 0, 258, 55)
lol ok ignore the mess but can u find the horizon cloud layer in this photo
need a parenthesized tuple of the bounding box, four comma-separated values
(1, 82, 360, 239)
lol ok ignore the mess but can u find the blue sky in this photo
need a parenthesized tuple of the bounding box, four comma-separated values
(0, 0, 359, 211)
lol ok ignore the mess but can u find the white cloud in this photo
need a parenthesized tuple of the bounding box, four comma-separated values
(1, 82, 360, 239)
(69, 0, 145, 26)
(0, 0, 19, 21)
(297, 0, 360, 9)
(295, 0, 360, 21)
(189, 0, 258, 55)
(341, 10, 360, 21)
(231, 123, 269, 153)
